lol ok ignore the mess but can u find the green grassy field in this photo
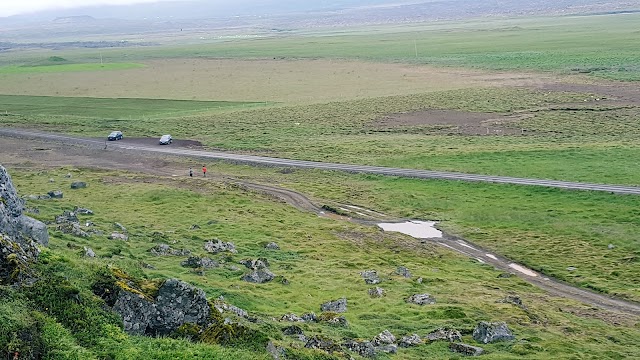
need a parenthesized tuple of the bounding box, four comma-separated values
(0, 63, 144, 74)
(3, 166, 639, 359)
(0, 95, 265, 118)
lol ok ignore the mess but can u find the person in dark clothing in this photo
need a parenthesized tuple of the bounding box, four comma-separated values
(189, 167, 193, 177)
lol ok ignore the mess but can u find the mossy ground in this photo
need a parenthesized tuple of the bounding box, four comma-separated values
(1, 166, 638, 359)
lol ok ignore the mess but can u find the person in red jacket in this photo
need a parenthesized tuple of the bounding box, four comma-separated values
(202, 165, 207, 177)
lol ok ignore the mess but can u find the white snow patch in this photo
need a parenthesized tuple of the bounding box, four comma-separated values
(509, 263, 538, 277)
(377, 220, 442, 239)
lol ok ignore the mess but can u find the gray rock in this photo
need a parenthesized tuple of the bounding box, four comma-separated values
(70, 182, 87, 189)
(109, 232, 128, 241)
(58, 222, 90, 238)
(497, 295, 527, 310)
(399, 334, 423, 347)
(213, 300, 249, 318)
(112, 278, 211, 336)
(0, 233, 39, 285)
(282, 325, 304, 335)
(360, 270, 380, 284)
(204, 239, 237, 254)
(472, 321, 515, 344)
(149, 244, 190, 256)
(265, 242, 280, 250)
(301, 313, 317, 322)
(343, 339, 376, 358)
(0, 166, 49, 247)
(304, 336, 341, 354)
(608, 244, 615, 250)
(396, 266, 412, 278)
(416, 277, 423, 284)
(322, 314, 348, 327)
(266, 341, 286, 360)
(425, 328, 462, 342)
(566, 266, 577, 272)
(27, 194, 51, 200)
(74, 207, 94, 215)
(449, 343, 484, 356)
(84, 247, 96, 258)
(281, 313, 304, 322)
(368, 287, 385, 298)
(48, 178, 55, 183)
(114, 222, 127, 233)
(321, 298, 347, 313)
(47, 190, 63, 198)
(181, 256, 219, 269)
(240, 258, 270, 270)
(242, 268, 275, 283)
(376, 344, 398, 354)
(373, 330, 396, 346)
(56, 210, 79, 224)
(24, 207, 39, 215)
(64, 173, 72, 178)
(190, 224, 200, 230)
(406, 293, 436, 305)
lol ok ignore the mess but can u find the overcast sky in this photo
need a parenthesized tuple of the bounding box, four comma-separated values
(0, 0, 181, 17)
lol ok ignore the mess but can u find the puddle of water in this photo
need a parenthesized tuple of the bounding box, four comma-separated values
(509, 263, 538, 277)
(377, 220, 443, 239)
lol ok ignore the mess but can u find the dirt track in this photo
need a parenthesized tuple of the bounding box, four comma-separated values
(0, 134, 639, 318)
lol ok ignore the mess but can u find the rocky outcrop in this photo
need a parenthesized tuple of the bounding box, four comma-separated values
(113, 278, 211, 336)
(0, 165, 49, 247)
(399, 334, 423, 347)
(47, 190, 63, 199)
(406, 293, 436, 305)
(368, 287, 385, 298)
(74, 207, 94, 215)
(395, 266, 412, 278)
(265, 242, 280, 250)
(425, 328, 462, 342)
(204, 239, 237, 254)
(373, 330, 396, 346)
(305, 336, 342, 354)
(181, 256, 219, 269)
(472, 321, 515, 344)
(149, 244, 190, 256)
(240, 258, 270, 270)
(497, 295, 527, 310)
(0, 233, 39, 285)
(242, 268, 275, 283)
(321, 298, 347, 313)
(450, 343, 484, 356)
(360, 270, 380, 284)
(70, 181, 87, 189)
(109, 232, 128, 241)
(343, 339, 376, 358)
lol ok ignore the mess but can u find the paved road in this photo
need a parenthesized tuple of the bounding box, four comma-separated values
(2, 127, 640, 195)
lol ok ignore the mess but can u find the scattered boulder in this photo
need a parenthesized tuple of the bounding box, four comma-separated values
(113, 278, 211, 336)
(114, 222, 127, 233)
(265, 242, 280, 250)
(566, 266, 577, 272)
(395, 266, 412, 278)
(149, 244, 190, 257)
(49, 178, 55, 183)
(190, 224, 200, 230)
(472, 321, 515, 344)
(48, 190, 63, 198)
(399, 334, 423, 347)
(181, 256, 219, 269)
(24, 207, 39, 215)
(301, 313, 317, 322)
(406, 293, 436, 305)
(425, 328, 462, 342)
(318, 312, 348, 327)
(240, 258, 270, 270)
(373, 330, 396, 346)
(343, 339, 376, 358)
(74, 207, 94, 215)
(65, 173, 72, 178)
(282, 325, 304, 335)
(305, 336, 342, 354)
(266, 341, 286, 360)
(84, 247, 96, 258)
(70, 181, 87, 189)
(360, 270, 380, 284)
(416, 277, 423, 284)
(450, 343, 484, 356)
(608, 244, 615, 250)
(0, 234, 39, 285)
(27, 194, 51, 200)
(204, 239, 237, 254)
(321, 298, 347, 313)
(57, 222, 89, 238)
(497, 295, 527, 310)
(0, 165, 49, 247)
(109, 232, 128, 241)
(55, 210, 78, 224)
(281, 313, 304, 322)
(368, 287, 385, 298)
(376, 344, 398, 354)
(242, 268, 275, 283)
(212, 298, 249, 318)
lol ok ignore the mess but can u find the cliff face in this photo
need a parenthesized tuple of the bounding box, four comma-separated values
(0, 165, 48, 285)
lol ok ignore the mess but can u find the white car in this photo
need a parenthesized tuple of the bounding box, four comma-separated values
(159, 134, 172, 145)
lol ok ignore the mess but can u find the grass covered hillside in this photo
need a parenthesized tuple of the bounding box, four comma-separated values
(1, 165, 639, 359)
